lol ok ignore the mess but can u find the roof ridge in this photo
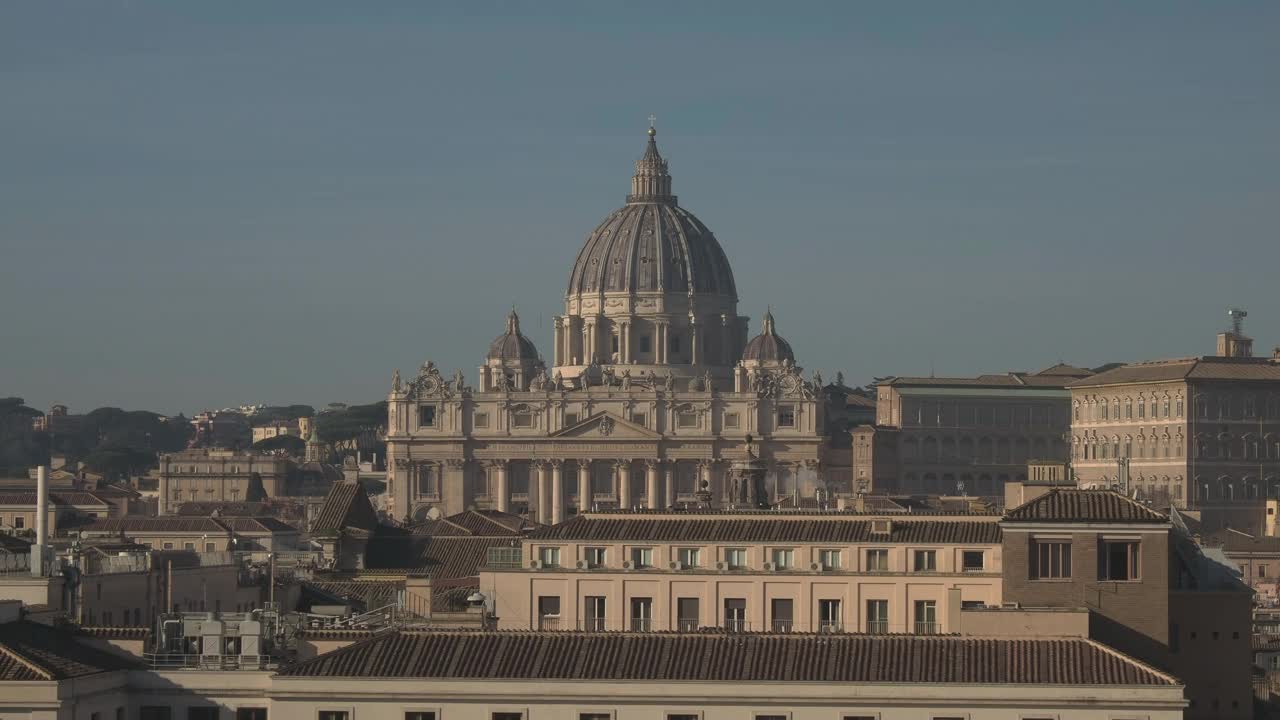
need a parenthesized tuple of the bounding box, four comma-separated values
(1082, 637, 1182, 686)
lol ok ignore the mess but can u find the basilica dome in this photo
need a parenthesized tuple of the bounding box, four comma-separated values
(566, 127, 737, 299)
(487, 309, 539, 361)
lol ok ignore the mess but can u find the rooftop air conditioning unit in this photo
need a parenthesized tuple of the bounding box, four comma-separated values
(529, 560, 543, 570)
(576, 560, 587, 569)
(669, 561, 683, 571)
(1001, 602, 1020, 609)
(762, 561, 776, 571)
(622, 560, 633, 570)
(810, 562, 822, 572)
(714, 561, 727, 571)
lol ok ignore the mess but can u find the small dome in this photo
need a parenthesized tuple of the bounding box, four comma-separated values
(742, 308, 795, 364)
(488, 309, 540, 361)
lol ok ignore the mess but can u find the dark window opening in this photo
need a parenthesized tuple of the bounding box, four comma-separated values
(419, 405, 436, 427)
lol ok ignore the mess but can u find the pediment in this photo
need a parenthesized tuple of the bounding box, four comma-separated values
(550, 412, 662, 440)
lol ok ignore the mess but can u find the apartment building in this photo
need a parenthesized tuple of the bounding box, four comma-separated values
(482, 511, 1003, 634)
(78, 516, 300, 552)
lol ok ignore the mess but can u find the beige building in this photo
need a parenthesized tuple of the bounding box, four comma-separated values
(252, 420, 303, 445)
(158, 449, 292, 514)
(482, 511, 1002, 634)
(854, 363, 1091, 497)
(0, 490, 116, 533)
(386, 128, 836, 523)
(1068, 317, 1280, 508)
(79, 516, 300, 552)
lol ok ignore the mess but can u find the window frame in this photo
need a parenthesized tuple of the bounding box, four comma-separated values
(960, 549, 985, 572)
(630, 546, 653, 569)
(418, 404, 437, 428)
(865, 548, 889, 572)
(316, 709, 353, 720)
(677, 547, 701, 568)
(913, 549, 937, 572)
(583, 546, 606, 568)
(818, 548, 841, 570)
(537, 546, 561, 568)
(725, 547, 748, 570)
(403, 711, 441, 720)
(777, 405, 797, 428)
(1030, 538, 1072, 581)
(489, 710, 528, 720)
(1099, 538, 1141, 582)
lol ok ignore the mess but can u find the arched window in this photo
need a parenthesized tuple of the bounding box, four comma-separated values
(1176, 396, 1184, 417)
(1162, 395, 1171, 418)
(1137, 396, 1145, 419)
(1125, 398, 1134, 419)
(1101, 399, 1109, 421)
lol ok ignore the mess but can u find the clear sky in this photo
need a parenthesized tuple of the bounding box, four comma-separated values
(2, 1, 1278, 416)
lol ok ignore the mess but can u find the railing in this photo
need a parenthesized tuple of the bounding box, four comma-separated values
(914, 622, 940, 635)
(771, 620, 794, 633)
(677, 618, 699, 632)
(582, 618, 606, 631)
(818, 622, 844, 633)
(145, 653, 274, 670)
(865, 620, 889, 635)
(630, 617, 652, 632)
(538, 616, 561, 631)
(723, 618, 748, 632)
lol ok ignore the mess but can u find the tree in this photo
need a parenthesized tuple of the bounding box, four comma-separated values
(81, 445, 155, 481)
(249, 405, 315, 427)
(251, 434, 306, 455)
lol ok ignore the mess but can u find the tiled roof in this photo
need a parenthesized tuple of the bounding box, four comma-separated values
(0, 621, 141, 681)
(81, 517, 228, 534)
(529, 516, 1002, 544)
(1203, 528, 1280, 554)
(881, 371, 1080, 390)
(304, 580, 402, 610)
(277, 631, 1177, 686)
(312, 482, 378, 535)
(1070, 356, 1280, 388)
(366, 535, 522, 578)
(1035, 363, 1096, 378)
(176, 501, 271, 517)
(445, 509, 536, 537)
(406, 518, 473, 537)
(216, 517, 299, 534)
(0, 491, 110, 507)
(0, 535, 32, 553)
(432, 585, 478, 613)
(1004, 489, 1168, 524)
(76, 626, 150, 640)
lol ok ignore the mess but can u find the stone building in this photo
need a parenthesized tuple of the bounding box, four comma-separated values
(385, 127, 833, 522)
(1068, 314, 1280, 508)
(851, 363, 1092, 498)
(157, 450, 291, 515)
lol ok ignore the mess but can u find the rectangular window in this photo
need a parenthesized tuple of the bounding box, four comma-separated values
(583, 547, 606, 568)
(639, 335, 651, 353)
(630, 597, 653, 631)
(1032, 540, 1072, 580)
(771, 548, 794, 569)
(512, 413, 533, 428)
(318, 713, 350, 720)
(584, 596, 606, 631)
(913, 549, 937, 572)
(818, 549, 841, 570)
(630, 547, 653, 568)
(677, 547, 701, 568)
(418, 405, 436, 427)
(183, 542, 196, 551)
(474, 412, 490, 429)
(818, 598, 842, 632)
(204, 542, 216, 552)
(724, 412, 740, 429)
(725, 547, 748, 570)
(914, 600, 938, 634)
(770, 598, 794, 632)
(492, 714, 524, 720)
(677, 597, 700, 631)
(1100, 540, 1140, 581)
(13, 516, 23, 529)
(866, 599, 889, 634)
(188, 709, 219, 720)
(724, 598, 747, 631)
(777, 406, 796, 428)
(677, 411, 698, 428)
(580, 714, 611, 720)
(406, 713, 437, 720)
(668, 715, 700, 720)
(961, 550, 985, 572)
(538, 596, 561, 631)
(866, 548, 889, 572)
(563, 413, 578, 427)
(630, 412, 646, 427)
(538, 547, 561, 567)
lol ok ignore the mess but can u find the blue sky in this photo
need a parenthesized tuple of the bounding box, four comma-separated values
(2, 1, 1277, 415)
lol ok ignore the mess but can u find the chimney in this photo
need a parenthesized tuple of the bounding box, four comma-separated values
(32, 465, 47, 577)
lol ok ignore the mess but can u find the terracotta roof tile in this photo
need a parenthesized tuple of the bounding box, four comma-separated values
(1004, 489, 1168, 524)
(277, 631, 1177, 686)
(0, 621, 140, 681)
(366, 536, 522, 578)
(81, 517, 228, 534)
(312, 482, 378, 535)
(529, 516, 1002, 545)
(1070, 356, 1280, 388)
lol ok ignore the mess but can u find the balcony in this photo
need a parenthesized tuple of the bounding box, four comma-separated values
(723, 618, 749, 633)
(914, 622, 940, 635)
(538, 615, 561, 631)
(677, 618, 699, 632)
(865, 620, 889, 635)
(582, 618, 606, 632)
(771, 620, 794, 633)
(630, 618, 652, 632)
(818, 621, 844, 633)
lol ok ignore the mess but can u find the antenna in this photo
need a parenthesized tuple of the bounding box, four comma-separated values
(1228, 307, 1247, 336)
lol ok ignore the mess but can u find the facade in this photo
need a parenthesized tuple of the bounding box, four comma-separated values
(0, 490, 115, 533)
(386, 128, 834, 523)
(252, 420, 303, 445)
(158, 449, 291, 514)
(1068, 322, 1280, 508)
(78, 516, 300, 552)
(482, 511, 1002, 634)
(855, 364, 1091, 497)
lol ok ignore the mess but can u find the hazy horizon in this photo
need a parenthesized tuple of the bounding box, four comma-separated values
(3, 1, 1278, 416)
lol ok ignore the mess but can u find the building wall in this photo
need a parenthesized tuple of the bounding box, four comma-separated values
(1169, 590, 1254, 720)
(485, 539, 1002, 633)
(76, 564, 265, 626)
(158, 451, 290, 515)
(1001, 526, 1171, 662)
(871, 384, 1072, 496)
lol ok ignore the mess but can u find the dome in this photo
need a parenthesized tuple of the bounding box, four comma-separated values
(566, 127, 737, 298)
(488, 309, 540, 361)
(742, 308, 795, 364)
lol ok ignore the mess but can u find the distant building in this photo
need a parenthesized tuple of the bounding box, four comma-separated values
(251, 420, 303, 445)
(30, 404, 83, 434)
(852, 363, 1092, 497)
(157, 450, 291, 514)
(189, 410, 251, 449)
(1068, 310, 1280, 508)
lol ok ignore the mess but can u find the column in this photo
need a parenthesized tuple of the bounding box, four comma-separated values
(664, 462, 675, 508)
(550, 460, 565, 525)
(444, 459, 466, 516)
(553, 319, 562, 367)
(577, 460, 592, 512)
(690, 322, 699, 365)
(656, 322, 666, 364)
(616, 460, 631, 509)
(720, 315, 731, 366)
(493, 460, 510, 513)
(645, 460, 660, 510)
(534, 461, 550, 524)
